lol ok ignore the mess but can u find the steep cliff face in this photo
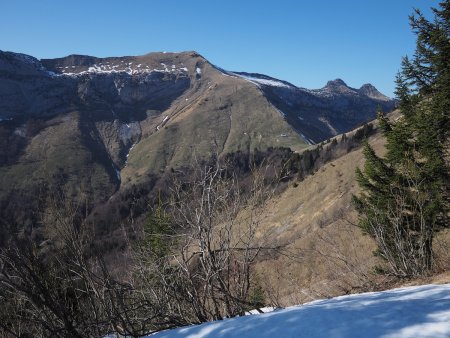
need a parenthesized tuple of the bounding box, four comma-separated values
(0, 50, 395, 227)
(0, 52, 76, 120)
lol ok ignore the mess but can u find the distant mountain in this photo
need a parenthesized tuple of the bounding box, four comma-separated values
(229, 72, 394, 142)
(0, 50, 395, 229)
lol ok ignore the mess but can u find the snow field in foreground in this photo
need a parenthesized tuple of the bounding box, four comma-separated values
(148, 283, 450, 338)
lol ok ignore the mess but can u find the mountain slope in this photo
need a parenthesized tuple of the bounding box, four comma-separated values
(229, 72, 395, 142)
(0, 50, 395, 227)
(120, 60, 308, 183)
(246, 115, 450, 304)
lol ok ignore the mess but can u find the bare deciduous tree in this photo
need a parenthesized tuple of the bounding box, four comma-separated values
(0, 158, 286, 337)
(131, 159, 281, 324)
(0, 190, 155, 338)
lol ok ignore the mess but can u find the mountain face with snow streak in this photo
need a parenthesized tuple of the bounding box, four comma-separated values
(231, 72, 395, 141)
(0, 50, 394, 230)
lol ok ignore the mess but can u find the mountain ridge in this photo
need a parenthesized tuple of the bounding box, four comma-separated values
(0, 49, 395, 230)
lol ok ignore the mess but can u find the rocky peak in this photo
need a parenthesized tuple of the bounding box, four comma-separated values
(359, 83, 379, 95)
(359, 83, 391, 101)
(319, 78, 356, 96)
(325, 78, 348, 88)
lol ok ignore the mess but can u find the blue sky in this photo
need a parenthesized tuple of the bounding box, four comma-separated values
(0, 0, 439, 96)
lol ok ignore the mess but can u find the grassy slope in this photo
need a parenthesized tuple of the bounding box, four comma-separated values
(250, 122, 450, 305)
(0, 112, 115, 204)
(121, 62, 307, 185)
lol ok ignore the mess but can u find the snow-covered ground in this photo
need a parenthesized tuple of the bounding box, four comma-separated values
(148, 283, 450, 338)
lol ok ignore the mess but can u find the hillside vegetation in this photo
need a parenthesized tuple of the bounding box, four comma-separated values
(0, 1, 448, 337)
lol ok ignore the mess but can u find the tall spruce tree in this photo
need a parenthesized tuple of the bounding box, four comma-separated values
(354, 1, 449, 277)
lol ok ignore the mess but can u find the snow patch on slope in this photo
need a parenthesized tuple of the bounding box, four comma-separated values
(318, 116, 338, 136)
(300, 133, 315, 145)
(118, 121, 140, 145)
(111, 163, 121, 182)
(148, 283, 450, 338)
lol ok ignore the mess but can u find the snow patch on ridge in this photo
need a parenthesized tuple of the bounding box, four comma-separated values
(231, 72, 293, 89)
(51, 62, 192, 78)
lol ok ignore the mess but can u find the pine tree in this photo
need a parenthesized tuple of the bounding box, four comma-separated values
(354, 1, 449, 277)
(142, 196, 174, 259)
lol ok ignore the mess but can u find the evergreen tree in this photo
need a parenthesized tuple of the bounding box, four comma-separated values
(142, 196, 174, 259)
(354, 1, 449, 277)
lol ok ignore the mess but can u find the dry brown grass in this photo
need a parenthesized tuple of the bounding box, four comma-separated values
(249, 125, 449, 306)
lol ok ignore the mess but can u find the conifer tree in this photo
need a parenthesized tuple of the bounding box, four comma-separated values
(143, 197, 174, 259)
(354, 1, 449, 277)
